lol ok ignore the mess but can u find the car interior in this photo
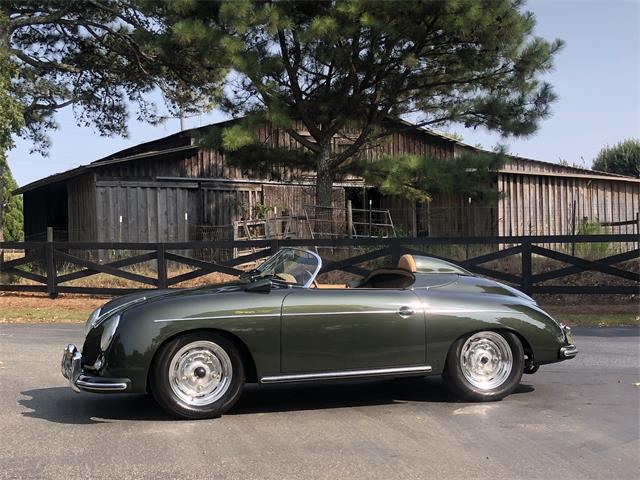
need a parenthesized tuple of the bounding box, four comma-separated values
(312, 254, 417, 289)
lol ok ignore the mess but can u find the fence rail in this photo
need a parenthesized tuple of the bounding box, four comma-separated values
(1, 234, 638, 298)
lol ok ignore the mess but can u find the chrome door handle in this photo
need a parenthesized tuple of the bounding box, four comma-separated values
(397, 306, 414, 317)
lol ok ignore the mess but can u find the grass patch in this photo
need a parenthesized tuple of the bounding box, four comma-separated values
(0, 307, 91, 324)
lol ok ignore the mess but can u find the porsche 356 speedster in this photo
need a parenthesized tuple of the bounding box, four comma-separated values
(62, 247, 577, 419)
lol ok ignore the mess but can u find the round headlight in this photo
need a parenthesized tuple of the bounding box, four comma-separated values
(100, 314, 121, 352)
(84, 307, 102, 336)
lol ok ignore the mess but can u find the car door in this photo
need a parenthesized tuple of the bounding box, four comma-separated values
(280, 288, 425, 373)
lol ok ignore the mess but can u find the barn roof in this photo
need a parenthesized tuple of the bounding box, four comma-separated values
(13, 117, 638, 195)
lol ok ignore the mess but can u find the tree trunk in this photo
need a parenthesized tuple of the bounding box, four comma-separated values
(315, 147, 335, 203)
(314, 146, 335, 236)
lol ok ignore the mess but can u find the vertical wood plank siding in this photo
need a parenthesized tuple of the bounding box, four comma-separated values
(497, 172, 639, 249)
(67, 175, 97, 241)
(39, 119, 640, 246)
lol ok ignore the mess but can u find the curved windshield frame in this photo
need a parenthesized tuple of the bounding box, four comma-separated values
(256, 248, 322, 288)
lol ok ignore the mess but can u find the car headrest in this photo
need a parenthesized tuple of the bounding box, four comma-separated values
(397, 254, 417, 273)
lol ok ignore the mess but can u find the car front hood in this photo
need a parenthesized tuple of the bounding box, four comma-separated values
(98, 281, 253, 316)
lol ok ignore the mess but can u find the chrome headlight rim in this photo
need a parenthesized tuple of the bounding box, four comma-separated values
(84, 296, 147, 336)
(84, 307, 103, 336)
(100, 314, 121, 352)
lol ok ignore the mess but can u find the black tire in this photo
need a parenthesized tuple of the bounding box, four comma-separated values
(150, 332, 245, 419)
(443, 330, 524, 402)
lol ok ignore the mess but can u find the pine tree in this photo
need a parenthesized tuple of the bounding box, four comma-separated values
(168, 0, 562, 207)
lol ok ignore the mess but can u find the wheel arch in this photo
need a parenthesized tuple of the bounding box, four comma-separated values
(146, 328, 259, 393)
(443, 327, 533, 370)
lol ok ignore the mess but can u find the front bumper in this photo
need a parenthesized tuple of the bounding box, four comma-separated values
(560, 344, 578, 359)
(61, 344, 130, 393)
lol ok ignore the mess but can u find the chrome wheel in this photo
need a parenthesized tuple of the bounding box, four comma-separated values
(168, 340, 233, 406)
(460, 332, 513, 391)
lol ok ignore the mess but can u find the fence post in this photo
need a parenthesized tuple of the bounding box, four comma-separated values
(390, 238, 402, 267)
(346, 200, 353, 238)
(270, 239, 280, 256)
(45, 226, 57, 298)
(157, 243, 167, 289)
(521, 240, 532, 295)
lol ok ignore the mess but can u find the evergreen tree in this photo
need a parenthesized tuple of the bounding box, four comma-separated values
(358, 148, 508, 204)
(592, 139, 640, 178)
(169, 0, 562, 207)
(1, 0, 227, 153)
(0, 152, 21, 241)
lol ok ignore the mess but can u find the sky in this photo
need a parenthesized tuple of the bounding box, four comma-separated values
(7, 0, 640, 188)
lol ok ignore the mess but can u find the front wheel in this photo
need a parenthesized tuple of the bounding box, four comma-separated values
(150, 332, 245, 419)
(443, 330, 524, 402)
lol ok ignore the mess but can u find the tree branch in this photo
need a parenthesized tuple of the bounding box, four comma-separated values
(277, 29, 323, 141)
(10, 48, 81, 73)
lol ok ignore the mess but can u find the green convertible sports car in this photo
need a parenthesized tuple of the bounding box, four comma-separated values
(61, 247, 577, 419)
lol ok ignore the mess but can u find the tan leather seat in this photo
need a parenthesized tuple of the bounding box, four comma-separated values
(397, 254, 417, 273)
(314, 283, 348, 289)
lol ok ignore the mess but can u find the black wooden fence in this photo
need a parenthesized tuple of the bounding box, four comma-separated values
(0, 234, 638, 297)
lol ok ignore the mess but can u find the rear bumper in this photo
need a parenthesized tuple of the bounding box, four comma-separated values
(559, 344, 578, 359)
(61, 344, 130, 393)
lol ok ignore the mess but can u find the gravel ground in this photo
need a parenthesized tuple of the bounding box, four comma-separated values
(0, 324, 638, 480)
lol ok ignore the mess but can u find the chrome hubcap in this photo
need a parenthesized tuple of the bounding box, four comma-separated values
(168, 341, 232, 406)
(460, 332, 513, 390)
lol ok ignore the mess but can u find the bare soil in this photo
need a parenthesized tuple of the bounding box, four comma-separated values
(0, 292, 106, 310)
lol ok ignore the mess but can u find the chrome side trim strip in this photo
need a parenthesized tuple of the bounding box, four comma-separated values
(260, 365, 432, 384)
(282, 310, 397, 316)
(154, 311, 404, 322)
(154, 313, 280, 323)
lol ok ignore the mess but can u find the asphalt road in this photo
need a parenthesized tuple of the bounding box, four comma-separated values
(0, 324, 638, 480)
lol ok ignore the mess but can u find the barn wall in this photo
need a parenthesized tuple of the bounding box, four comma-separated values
(67, 174, 97, 242)
(95, 181, 200, 242)
(93, 121, 456, 183)
(18, 118, 639, 245)
(380, 193, 498, 237)
(498, 173, 639, 239)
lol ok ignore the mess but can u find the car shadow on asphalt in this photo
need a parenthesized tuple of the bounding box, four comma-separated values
(19, 377, 535, 424)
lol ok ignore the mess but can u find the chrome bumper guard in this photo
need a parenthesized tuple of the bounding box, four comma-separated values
(61, 344, 130, 393)
(559, 344, 578, 359)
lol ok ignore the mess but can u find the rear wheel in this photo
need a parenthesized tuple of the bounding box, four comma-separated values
(150, 332, 245, 419)
(443, 330, 523, 402)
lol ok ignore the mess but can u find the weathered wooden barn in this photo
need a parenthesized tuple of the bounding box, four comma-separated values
(14, 118, 640, 243)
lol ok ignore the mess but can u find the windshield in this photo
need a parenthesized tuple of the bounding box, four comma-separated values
(255, 248, 322, 288)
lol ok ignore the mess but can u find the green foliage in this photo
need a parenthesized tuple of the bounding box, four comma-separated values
(2, 0, 228, 154)
(251, 203, 272, 220)
(0, 40, 23, 153)
(221, 124, 255, 151)
(159, 0, 562, 207)
(2, 0, 563, 211)
(0, 153, 23, 240)
(574, 220, 612, 259)
(592, 139, 640, 178)
(357, 148, 508, 204)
